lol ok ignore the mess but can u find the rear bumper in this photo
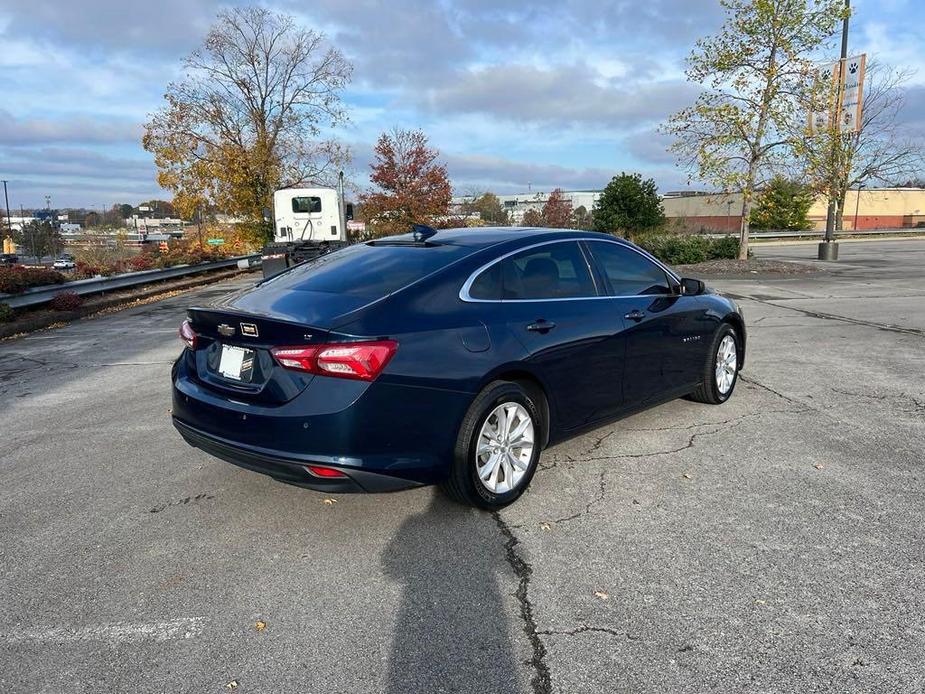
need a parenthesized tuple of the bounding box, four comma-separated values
(173, 417, 422, 493)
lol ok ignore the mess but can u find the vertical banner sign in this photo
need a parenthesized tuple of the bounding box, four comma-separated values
(840, 54, 866, 133)
(809, 54, 866, 135)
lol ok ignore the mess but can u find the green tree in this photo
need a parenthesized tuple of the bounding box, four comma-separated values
(593, 172, 665, 239)
(662, 0, 845, 259)
(464, 192, 509, 225)
(144, 7, 352, 243)
(749, 176, 814, 230)
(570, 205, 593, 230)
(14, 220, 63, 259)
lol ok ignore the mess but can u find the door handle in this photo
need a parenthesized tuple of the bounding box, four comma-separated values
(624, 310, 646, 322)
(526, 319, 556, 333)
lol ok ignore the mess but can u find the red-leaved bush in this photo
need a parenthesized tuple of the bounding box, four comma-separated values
(0, 267, 66, 294)
(48, 291, 83, 311)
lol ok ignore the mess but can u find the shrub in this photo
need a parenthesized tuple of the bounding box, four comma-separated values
(636, 234, 741, 266)
(128, 254, 156, 272)
(0, 267, 66, 294)
(48, 291, 83, 311)
(0, 303, 14, 322)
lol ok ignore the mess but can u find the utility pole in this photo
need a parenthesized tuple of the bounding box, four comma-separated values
(819, 0, 850, 261)
(2, 180, 12, 239)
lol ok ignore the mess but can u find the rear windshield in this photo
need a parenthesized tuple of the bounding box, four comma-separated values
(264, 242, 473, 299)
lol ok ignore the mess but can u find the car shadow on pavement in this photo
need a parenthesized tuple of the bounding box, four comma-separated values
(382, 493, 521, 694)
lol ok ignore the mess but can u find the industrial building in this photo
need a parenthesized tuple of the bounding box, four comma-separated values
(663, 187, 925, 232)
(451, 190, 602, 223)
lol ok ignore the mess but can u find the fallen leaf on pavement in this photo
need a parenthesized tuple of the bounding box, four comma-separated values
(755, 599, 767, 605)
(226, 681, 238, 690)
(814, 464, 824, 470)
(323, 498, 337, 505)
(594, 591, 609, 600)
(540, 522, 551, 531)
(255, 621, 267, 632)
(682, 473, 692, 479)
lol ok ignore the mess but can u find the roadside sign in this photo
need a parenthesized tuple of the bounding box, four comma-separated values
(809, 54, 866, 135)
(840, 54, 866, 133)
(207, 238, 225, 245)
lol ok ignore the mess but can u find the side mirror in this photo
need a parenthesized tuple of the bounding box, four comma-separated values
(679, 277, 705, 296)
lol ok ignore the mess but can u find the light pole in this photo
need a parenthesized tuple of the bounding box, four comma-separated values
(819, 0, 850, 261)
(853, 182, 864, 231)
(2, 180, 12, 240)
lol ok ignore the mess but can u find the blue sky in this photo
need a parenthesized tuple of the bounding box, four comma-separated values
(1, 0, 923, 209)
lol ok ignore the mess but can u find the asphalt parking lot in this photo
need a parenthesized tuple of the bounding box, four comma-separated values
(1, 239, 923, 693)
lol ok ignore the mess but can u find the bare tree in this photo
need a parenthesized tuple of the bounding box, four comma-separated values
(144, 7, 352, 241)
(662, 0, 845, 259)
(798, 63, 925, 229)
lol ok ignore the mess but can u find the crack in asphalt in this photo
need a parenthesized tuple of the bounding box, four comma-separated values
(738, 375, 813, 410)
(829, 386, 925, 415)
(553, 470, 607, 525)
(733, 295, 925, 338)
(493, 512, 553, 694)
(537, 625, 640, 640)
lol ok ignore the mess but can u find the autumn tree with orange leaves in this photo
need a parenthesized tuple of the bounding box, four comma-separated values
(144, 7, 352, 244)
(360, 128, 452, 237)
(540, 188, 573, 228)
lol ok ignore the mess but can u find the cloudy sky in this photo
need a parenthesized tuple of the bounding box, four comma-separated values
(1, 0, 923, 208)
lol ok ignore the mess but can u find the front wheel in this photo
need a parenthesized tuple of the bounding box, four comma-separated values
(688, 325, 740, 405)
(441, 381, 543, 509)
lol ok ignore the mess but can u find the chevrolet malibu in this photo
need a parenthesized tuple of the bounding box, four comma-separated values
(172, 227, 745, 509)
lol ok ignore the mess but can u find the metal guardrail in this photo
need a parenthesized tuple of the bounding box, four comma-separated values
(748, 227, 925, 240)
(1, 254, 260, 310)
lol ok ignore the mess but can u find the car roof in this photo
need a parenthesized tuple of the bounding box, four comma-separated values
(384, 226, 630, 249)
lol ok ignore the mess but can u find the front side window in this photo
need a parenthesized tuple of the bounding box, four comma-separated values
(498, 242, 596, 299)
(587, 242, 672, 296)
(292, 196, 322, 214)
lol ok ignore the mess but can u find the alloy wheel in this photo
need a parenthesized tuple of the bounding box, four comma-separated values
(715, 334, 737, 394)
(475, 402, 535, 494)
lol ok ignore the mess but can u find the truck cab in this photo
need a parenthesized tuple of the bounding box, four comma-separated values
(272, 188, 348, 244)
(262, 186, 353, 278)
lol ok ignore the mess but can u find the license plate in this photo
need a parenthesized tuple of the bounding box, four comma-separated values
(218, 345, 248, 380)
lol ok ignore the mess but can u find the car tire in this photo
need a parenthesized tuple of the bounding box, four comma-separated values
(441, 380, 544, 510)
(688, 324, 741, 405)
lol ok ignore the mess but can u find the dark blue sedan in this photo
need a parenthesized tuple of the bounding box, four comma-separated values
(172, 227, 745, 509)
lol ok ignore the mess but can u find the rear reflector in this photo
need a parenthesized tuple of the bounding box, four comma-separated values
(272, 340, 397, 381)
(179, 319, 198, 350)
(305, 465, 348, 478)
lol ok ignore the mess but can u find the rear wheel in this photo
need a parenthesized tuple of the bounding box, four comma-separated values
(688, 324, 740, 405)
(441, 381, 543, 509)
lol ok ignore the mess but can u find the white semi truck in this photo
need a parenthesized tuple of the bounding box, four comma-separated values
(260, 174, 353, 278)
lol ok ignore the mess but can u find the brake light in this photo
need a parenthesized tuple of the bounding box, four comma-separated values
(271, 340, 397, 381)
(179, 319, 198, 349)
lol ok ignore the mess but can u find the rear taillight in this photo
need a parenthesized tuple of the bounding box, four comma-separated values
(179, 319, 198, 350)
(305, 465, 348, 478)
(271, 340, 397, 381)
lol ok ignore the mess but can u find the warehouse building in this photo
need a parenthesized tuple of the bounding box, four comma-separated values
(451, 190, 602, 223)
(663, 187, 925, 232)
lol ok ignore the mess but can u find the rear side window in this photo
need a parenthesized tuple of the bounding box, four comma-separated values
(500, 242, 596, 299)
(587, 242, 672, 296)
(266, 242, 472, 299)
(292, 197, 322, 213)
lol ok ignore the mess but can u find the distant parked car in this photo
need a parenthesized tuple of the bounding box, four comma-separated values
(172, 226, 747, 509)
(53, 257, 76, 270)
(0, 253, 19, 266)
